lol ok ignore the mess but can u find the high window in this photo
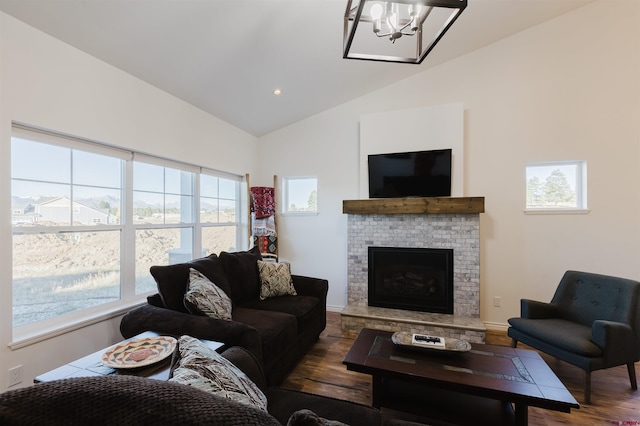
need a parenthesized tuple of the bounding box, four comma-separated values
(10, 126, 243, 339)
(282, 176, 318, 214)
(525, 161, 587, 212)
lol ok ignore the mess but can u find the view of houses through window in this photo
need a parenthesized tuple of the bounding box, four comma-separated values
(10, 127, 242, 331)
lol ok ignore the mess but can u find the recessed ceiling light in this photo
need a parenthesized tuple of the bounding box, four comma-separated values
(273, 88, 282, 96)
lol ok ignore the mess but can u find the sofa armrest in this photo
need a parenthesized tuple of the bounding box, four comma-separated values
(592, 320, 640, 365)
(220, 346, 268, 392)
(120, 304, 263, 361)
(292, 275, 328, 302)
(521, 299, 560, 319)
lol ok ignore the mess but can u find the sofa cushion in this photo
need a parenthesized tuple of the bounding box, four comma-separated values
(220, 246, 263, 305)
(151, 254, 231, 313)
(184, 268, 232, 320)
(169, 335, 268, 412)
(508, 317, 602, 357)
(232, 307, 297, 364)
(258, 260, 297, 300)
(241, 295, 321, 332)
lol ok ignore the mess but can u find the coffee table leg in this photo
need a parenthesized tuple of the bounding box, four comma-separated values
(371, 376, 383, 409)
(514, 403, 528, 426)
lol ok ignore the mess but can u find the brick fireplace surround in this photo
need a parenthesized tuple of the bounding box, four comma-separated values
(341, 197, 487, 343)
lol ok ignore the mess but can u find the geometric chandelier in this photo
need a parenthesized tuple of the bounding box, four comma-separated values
(343, 0, 468, 64)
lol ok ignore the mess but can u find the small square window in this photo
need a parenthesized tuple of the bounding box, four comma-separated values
(526, 161, 587, 211)
(283, 177, 317, 214)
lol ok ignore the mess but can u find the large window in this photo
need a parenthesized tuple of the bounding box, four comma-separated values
(10, 126, 243, 336)
(526, 161, 587, 212)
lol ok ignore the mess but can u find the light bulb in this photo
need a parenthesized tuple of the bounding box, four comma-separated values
(370, 3, 383, 19)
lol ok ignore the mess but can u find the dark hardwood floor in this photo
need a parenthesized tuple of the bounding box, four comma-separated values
(281, 312, 640, 425)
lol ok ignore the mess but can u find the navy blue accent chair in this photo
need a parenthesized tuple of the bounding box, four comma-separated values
(508, 270, 640, 404)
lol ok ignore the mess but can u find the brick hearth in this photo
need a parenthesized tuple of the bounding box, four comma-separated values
(341, 197, 486, 343)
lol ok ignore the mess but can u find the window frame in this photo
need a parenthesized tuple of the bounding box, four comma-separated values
(10, 125, 245, 345)
(524, 160, 589, 215)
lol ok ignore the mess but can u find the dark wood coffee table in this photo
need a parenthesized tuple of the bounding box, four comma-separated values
(35, 331, 223, 383)
(343, 328, 579, 426)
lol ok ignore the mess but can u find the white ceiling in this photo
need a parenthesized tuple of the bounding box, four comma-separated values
(0, 0, 595, 137)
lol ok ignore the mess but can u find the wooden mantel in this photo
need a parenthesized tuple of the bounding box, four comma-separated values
(343, 197, 484, 215)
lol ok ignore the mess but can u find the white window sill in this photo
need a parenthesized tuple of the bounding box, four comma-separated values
(524, 208, 590, 215)
(8, 299, 146, 350)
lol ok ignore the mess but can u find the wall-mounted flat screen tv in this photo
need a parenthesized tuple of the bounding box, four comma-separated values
(368, 149, 452, 198)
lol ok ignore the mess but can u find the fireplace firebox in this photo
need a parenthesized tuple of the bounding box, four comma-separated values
(368, 246, 453, 314)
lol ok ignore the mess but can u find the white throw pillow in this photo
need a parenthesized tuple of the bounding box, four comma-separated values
(169, 335, 268, 412)
(183, 268, 232, 320)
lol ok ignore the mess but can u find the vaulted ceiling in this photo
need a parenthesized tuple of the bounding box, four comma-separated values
(0, 0, 595, 136)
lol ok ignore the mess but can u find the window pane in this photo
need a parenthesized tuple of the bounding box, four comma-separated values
(73, 150, 122, 188)
(133, 191, 163, 224)
(72, 186, 122, 225)
(526, 162, 582, 209)
(165, 169, 193, 195)
(219, 178, 236, 200)
(11, 138, 70, 183)
(202, 226, 237, 255)
(219, 199, 237, 223)
(12, 181, 71, 226)
(133, 162, 164, 192)
(165, 194, 194, 224)
(200, 176, 238, 224)
(135, 228, 193, 294)
(201, 197, 219, 223)
(285, 177, 318, 212)
(201, 175, 219, 198)
(12, 231, 121, 327)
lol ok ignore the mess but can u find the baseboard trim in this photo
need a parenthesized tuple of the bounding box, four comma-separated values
(484, 321, 509, 332)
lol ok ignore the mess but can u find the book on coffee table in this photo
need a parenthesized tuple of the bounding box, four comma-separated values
(411, 334, 445, 348)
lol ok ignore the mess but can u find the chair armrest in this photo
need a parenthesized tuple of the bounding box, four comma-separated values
(592, 320, 640, 365)
(521, 299, 560, 319)
(292, 275, 328, 302)
(120, 304, 263, 361)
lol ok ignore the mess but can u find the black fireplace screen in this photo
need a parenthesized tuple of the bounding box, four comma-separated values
(368, 246, 453, 314)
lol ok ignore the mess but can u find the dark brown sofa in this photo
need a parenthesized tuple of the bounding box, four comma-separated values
(0, 345, 425, 426)
(120, 247, 328, 385)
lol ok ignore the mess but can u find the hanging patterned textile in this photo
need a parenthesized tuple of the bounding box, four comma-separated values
(250, 186, 276, 236)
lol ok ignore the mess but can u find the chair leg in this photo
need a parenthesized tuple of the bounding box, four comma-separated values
(628, 363, 638, 390)
(510, 338, 517, 348)
(584, 370, 591, 405)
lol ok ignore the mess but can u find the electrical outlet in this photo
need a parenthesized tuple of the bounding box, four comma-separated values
(493, 296, 502, 307)
(8, 365, 23, 387)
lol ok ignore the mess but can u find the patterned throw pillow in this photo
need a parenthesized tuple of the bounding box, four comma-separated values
(184, 268, 232, 320)
(258, 260, 297, 300)
(169, 335, 268, 412)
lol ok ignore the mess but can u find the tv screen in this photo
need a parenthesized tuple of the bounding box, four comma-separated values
(368, 149, 452, 198)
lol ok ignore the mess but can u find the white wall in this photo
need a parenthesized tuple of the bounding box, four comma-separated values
(0, 13, 258, 391)
(256, 0, 640, 326)
(359, 103, 464, 198)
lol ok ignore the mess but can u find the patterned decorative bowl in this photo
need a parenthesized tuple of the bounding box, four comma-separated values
(102, 336, 177, 369)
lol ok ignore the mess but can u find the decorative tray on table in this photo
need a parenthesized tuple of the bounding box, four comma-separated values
(102, 336, 177, 369)
(391, 332, 471, 354)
